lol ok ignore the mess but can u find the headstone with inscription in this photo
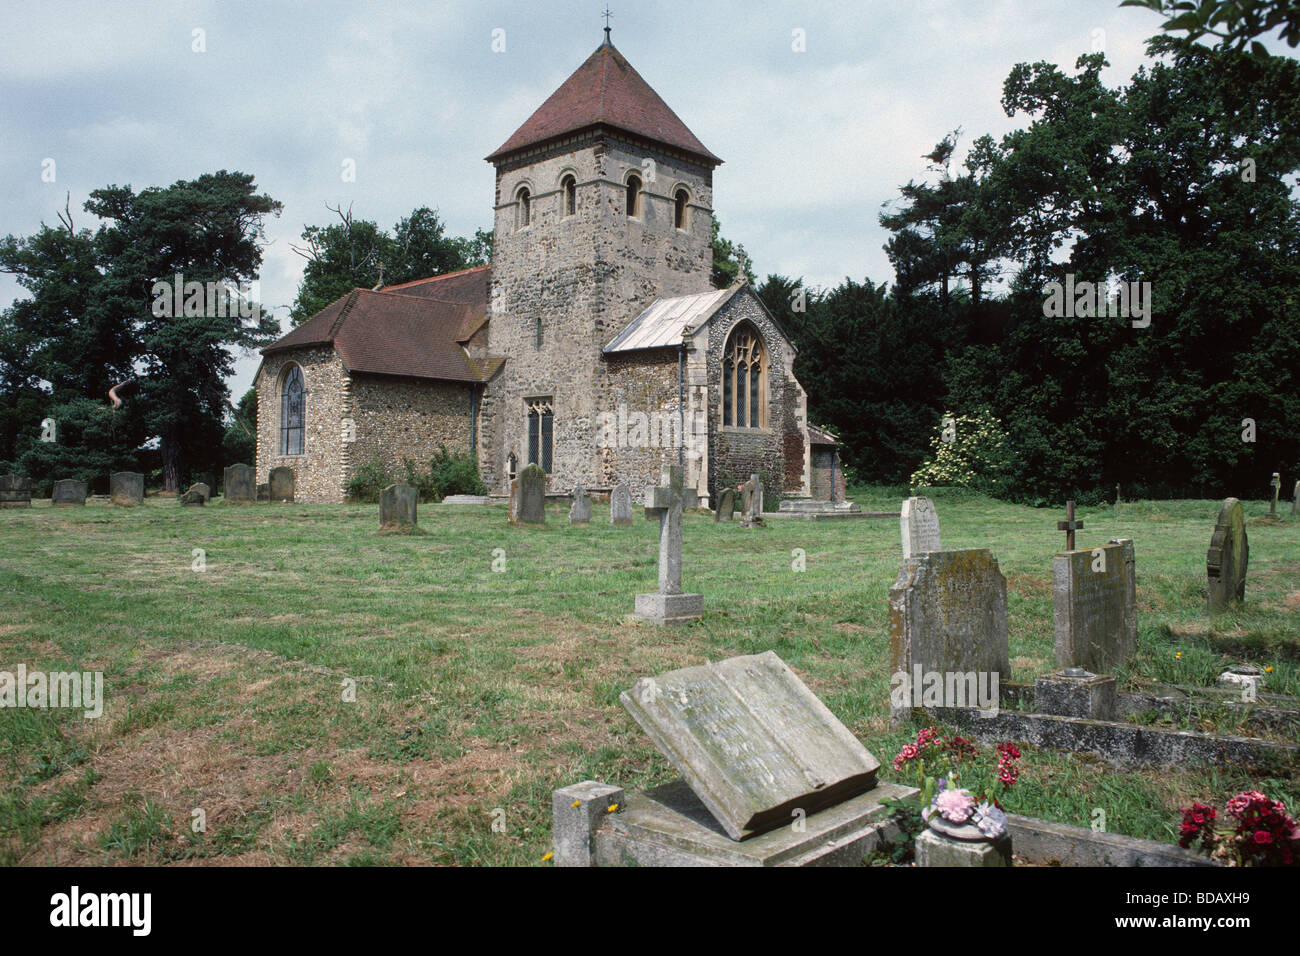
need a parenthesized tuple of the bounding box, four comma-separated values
(380, 483, 418, 528)
(900, 496, 942, 558)
(1207, 498, 1248, 612)
(569, 485, 591, 524)
(609, 483, 634, 525)
(0, 474, 33, 509)
(223, 464, 255, 503)
(714, 488, 735, 523)
(51, 479, 87, 507)
(515, 464, 546, 525)
(1052, 539, 1137, 672)
(620, 651, 882, 841)
(109, 471, 144, 505)
(269, 466, 294, 503)
(633, 464, 702, 625)
(888, 549, 1010, 720)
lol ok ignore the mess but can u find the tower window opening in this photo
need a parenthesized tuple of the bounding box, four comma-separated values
(626, 174, 642, 218)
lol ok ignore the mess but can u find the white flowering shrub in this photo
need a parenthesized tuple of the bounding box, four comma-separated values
(910, 409, 1010, 495)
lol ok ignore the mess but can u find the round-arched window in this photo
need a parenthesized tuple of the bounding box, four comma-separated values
(516, 186, 531, 229)
(626, 174, 642, 218)
(561, 175, 576, 217)
(674, 188, 690, 230)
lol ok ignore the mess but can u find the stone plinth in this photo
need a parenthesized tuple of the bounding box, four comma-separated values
(915, 828, 1011, 867)
(1035, 669, 1117, 720)
(633, 592, 703, 626)
(552, 780, 626, 867)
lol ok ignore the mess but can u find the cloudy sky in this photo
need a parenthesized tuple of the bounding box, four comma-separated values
(0, 0, 1229, 396)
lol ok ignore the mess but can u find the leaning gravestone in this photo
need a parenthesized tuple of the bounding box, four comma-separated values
(633, 464, 702, 625)
(713, 487, 735, 522)
(1207, 497, 1248, 612)
(0, 474, 32, 509)
(188, 482, 211, 504)
(380, 483, 417, 529)
(51, 479, 87, 507)
(180, 486, 205, 506)
(515, 464, 546, 525)
(900, 496, 942, 558)
(269, 466, 294, 503)
(888, 549, 1010, 720)
(109, 471, 144, 505)
(609, 483, 634, 525)
(569, 485, 591, 524)
(620, 651, 882, 841)
(1052, 539, 1137, 673)
(223, 464, 255, 503)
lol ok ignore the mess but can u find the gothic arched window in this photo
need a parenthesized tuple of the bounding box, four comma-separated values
(280, 364, 305, 455)
(626, 174, 642, 218)
(722, 325, 768, 429)
(516, 186, 531, 229)
(674, 188, 690, 230)
(561, 175, 576, 217)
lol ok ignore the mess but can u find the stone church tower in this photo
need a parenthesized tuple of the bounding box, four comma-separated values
(478, 34, 720, 494)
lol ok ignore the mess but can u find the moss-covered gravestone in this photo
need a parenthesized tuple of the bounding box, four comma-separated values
(1207, 497, 1248, 612)
(713, 487, 734, 522)
(109, 471, 144, 505)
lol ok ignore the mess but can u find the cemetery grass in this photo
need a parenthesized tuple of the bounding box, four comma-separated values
(0, 489, 1297, 866)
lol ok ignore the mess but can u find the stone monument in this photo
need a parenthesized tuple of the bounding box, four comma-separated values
(51, 479, 87, 507)
(109, 471, 144, 505)
(900, 496, 942, 558)
(609, 483, 634, 525)
(380, 483, 418, 529)
(632, 465, 702, 625)
(1052, 539, 1137, 673)
(223, 464, 255, 503)
(269, 466, 294, 503)
(0, 474, 32, 509)
(569, 485, 591, 524)
(1206, 497, 1248, 612)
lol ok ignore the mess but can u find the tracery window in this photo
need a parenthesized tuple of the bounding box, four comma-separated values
(526, 398, 553, 473)
(281, 364, 305, 455)
(722, 325, 767, 429)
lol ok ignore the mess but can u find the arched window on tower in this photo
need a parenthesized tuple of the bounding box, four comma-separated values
(516, 186, 531, 229)
(626, 174, 642, 218)
(722, 324, 768, 429)
(561, 175, 576, 217)
(280, 364, 305, 455)
(674, 188, 690, 230)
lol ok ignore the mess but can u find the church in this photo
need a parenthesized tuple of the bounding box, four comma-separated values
(255, 32, 844, 506)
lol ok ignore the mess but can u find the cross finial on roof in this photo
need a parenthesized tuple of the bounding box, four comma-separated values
(602, 6, 613, 43)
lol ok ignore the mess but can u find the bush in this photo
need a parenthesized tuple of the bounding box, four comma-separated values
(346, 457, 390, 503)
(910, 409, 1011, 498)
(426, 445, 486, 500)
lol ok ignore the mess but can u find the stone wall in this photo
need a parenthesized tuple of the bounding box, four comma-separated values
(704, 290, 809, 505)
(598, 350, 686, 494)
(349, 374, 475, 485)
(256, 347, 349, 503)
(483, 129, 715, 494)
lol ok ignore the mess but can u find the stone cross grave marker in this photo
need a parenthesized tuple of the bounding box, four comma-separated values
(1057, 500, 1084, 551)
(1052, 538, 1137, 673)
(109, 471, 144, 505)
(269, 466, 295, 503)
(52, 479, 87, 507)
(713, 487, 735, 523)
(380, 483, 417, 528)
(900, 496, 942, 559)
(515, 464, 546, 524)
(0, 474, 32, 509)
(633, 464, 702, 625)
(609, 483, 634, 525)
(223, 464, 255, 503)
(888, 549, 1010, 720)
(569, 485, 591, 524)
(620, 651, 881, 841)
(1207, 497, 1248, 612)
(1270, 473, 1281, 516)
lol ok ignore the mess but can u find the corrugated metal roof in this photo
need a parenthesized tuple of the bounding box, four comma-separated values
(604, 286, 735, 353)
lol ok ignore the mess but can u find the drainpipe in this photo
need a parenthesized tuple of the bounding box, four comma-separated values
(677, 345, 685, 470)
(470, 384, 478, 454)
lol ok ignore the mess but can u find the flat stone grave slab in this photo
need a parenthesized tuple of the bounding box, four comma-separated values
(109, 471, 144, 505)
(0, 474, 32, 508)
(51, 479, 87, 506)
(621, 651, 881, 841)
(442, 494, 492, 505)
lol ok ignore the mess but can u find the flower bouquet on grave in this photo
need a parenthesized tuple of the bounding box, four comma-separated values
(1179, 790, 1299, 867)
(890, 727, 1022, 842)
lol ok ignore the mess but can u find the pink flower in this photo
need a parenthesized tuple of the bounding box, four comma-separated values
(932, 787, 976, 824)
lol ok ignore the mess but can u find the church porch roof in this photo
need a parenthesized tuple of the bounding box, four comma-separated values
(603, 285, 736, 353)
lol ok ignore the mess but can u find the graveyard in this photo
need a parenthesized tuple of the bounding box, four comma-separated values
(0, 484, 1295, 865)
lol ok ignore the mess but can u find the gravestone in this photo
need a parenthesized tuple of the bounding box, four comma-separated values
(269, 466, 294, 502)
(188, 482, 211, 504)
(515, 464, 546, 524)
(507, 478, 519, 522)
(1270, 473, 1281, 516)
(109, 472, 144, 505)
(714, 488, 735, 522)
(51, 479, 87, 507)
(180, 486, 205, 506)
(900, 496, 942, 558)
(380, 483, 418, 528)
(223, 463, 255, 503)
(1052, 539, 1137, 673)
(1294, 480, 1299, 516)
(1206, 498, 1248, 612)
(740, 476, 764, 528)
(256, 483, 271, 503)
(0, 474, 32, 509)
(609, 483, 634, 525)
(633, 464, 702, 625)
(888, 549, 1010, 720)
(569, 485, 591, 524)
(683, 489, 698, 511)
(620, 651, 882, 841)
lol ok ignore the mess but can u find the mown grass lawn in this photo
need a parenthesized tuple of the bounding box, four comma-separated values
(0, 486, 1296, 865)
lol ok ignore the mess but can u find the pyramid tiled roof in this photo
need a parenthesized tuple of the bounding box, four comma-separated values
(486, 41, 720, 166)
